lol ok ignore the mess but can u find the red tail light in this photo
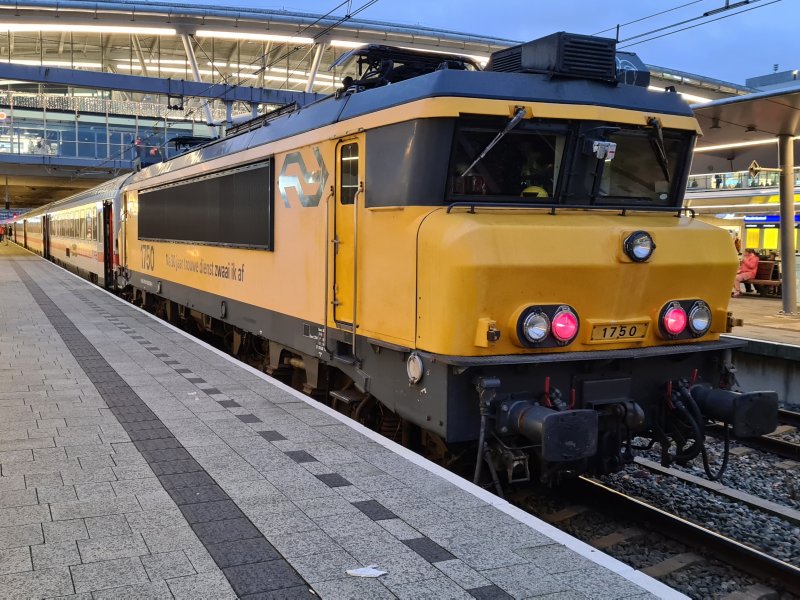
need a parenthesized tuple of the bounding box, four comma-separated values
(662, 305, 687, 336)
(552, 309, 579, 343)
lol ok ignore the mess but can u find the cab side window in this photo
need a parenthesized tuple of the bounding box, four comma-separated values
(340, 143, 359, 205)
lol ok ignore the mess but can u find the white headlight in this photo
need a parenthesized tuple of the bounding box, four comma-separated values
(688, 301, 712, 335)
(624, 231, 655, 262)
(407, 353, 424, 384)
(523, 311, 550, 343)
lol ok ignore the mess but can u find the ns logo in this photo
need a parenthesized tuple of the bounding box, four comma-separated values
(277, 147, 329, 208)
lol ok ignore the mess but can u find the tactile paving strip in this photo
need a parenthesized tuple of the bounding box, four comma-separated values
(12, 261, 316, 599)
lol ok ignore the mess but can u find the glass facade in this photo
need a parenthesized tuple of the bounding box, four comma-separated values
(687, 168, 800, 191)
(0, 97, 214, 163)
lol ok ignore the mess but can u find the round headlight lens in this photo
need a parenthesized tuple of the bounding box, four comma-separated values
(624, 231, 655, 262)
(688, 301, 712, 335)
(406, 353, 424, 384)
(662, 304, 688, 336)
(522, 311, 550, 343)
(551, 308, 579, 343)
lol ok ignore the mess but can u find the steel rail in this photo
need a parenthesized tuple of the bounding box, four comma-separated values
(566, 477, 800, 596)
(706, 421, 800, 461)
(778, 408, 800, 429)
(735, 434, 800, 461)
(631, 457, 800, 527)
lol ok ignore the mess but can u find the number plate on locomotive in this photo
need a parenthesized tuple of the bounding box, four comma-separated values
(590, 322, 648, 341)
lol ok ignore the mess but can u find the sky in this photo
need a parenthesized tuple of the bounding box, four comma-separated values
(177, 0, 797, 85)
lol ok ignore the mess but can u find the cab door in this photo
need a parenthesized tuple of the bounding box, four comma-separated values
(332, 137, 364, 336)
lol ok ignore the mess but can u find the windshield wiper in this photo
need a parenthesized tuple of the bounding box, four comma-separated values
(647, 117, 670, 182)
(460, 107, 527, 177)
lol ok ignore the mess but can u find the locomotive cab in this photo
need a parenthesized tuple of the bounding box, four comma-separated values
(391, 33, 779, 486)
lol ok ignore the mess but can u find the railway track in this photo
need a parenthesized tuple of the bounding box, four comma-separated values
(731, 431, 800, 461)
(554, 477, 800, 597)
(707, 409, 800, 461)
(778, 408, 800, 429)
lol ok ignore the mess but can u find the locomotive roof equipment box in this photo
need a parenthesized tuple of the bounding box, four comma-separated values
(485, 32, 650, 87)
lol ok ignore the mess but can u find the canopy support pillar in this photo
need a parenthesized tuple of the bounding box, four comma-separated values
(778, 133, 797, 314)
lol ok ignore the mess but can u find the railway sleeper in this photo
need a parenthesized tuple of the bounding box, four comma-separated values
(640, 552, 705, 578)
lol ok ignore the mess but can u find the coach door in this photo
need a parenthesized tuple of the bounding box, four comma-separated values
(119, 193, 130, 273)
(332, 137, 363, 343)
(102, 201, 113, 288)
(42, 214, 50, 260)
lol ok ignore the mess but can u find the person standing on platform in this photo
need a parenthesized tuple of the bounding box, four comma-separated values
(733, 248, 759, 297)
(134, 136, 145, 161)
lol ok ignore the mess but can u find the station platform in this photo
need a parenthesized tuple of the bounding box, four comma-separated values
(728, 295, 800, 347)
(0, 245, 678, 599)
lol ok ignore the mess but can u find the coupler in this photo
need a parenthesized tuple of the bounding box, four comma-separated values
(495, 400, 598, 462)
(689, 385, 778, 437)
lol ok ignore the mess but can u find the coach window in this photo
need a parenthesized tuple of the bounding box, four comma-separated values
(340, 143, 359, 205)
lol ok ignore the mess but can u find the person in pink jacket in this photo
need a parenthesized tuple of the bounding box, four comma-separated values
(733, 248, 759, 297)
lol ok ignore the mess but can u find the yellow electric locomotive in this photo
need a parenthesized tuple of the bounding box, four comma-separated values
(22, 32, 779, 487)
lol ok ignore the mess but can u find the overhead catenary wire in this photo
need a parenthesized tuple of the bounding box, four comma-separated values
(618, 0, 781, 48)
(592, 0, 706, 36)
(620, 0, 771, 43)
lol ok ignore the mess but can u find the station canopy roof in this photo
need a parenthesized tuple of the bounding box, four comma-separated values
(0, 0, 752, 101)
(693, 82, 800, 149)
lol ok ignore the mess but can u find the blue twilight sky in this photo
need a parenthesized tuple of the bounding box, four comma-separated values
(175, 0, 796, 85)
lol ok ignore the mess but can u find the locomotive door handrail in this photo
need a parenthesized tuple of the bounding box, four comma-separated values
(350, 183, 363, 359)
(445, 201, 695, 218)
(323, 185, 334, 357)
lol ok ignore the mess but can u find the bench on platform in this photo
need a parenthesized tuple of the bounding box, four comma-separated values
(748, 260, 781, 296)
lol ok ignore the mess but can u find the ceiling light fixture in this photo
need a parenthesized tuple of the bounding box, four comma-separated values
(646, 85, 711, 103)
(398, 45, 488, 65)
(694, 138, 800, 153)
(195, 30, 314, 45)
(0, 23, 176, 35)
(330, 40, 367, 49)
(0, 58, 102, 68)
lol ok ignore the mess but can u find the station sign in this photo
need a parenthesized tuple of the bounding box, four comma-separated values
(0, 209, 26, 221)
(743, 215, 800, 223)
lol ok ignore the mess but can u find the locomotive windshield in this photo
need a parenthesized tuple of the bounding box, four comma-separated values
(592, 128, 688, 205)
(447, 116, 693, 207)
(450, 118, 567, 199)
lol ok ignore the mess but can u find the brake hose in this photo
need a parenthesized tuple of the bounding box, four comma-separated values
(671, 397, 704, 463)
(679, 387, 729, 480)
(701, 423, 730, 481)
